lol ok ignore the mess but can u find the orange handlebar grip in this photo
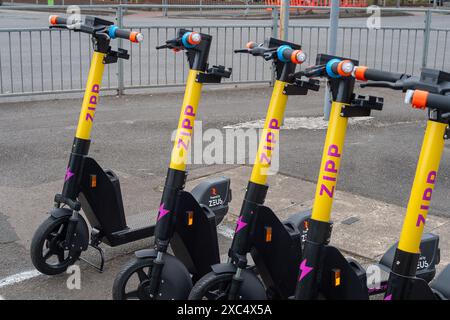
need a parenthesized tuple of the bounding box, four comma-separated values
(188, 32, 201, 45)
(290, 49, 306, 64)
(49, 15, 59, 25)
(129, 31, 143, 43)
(354, 66, 368, 81)
(246, 41, 257, 49)
(411, 90, 429, 110)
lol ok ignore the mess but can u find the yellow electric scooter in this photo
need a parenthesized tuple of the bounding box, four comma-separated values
(355, 66, 450, 300)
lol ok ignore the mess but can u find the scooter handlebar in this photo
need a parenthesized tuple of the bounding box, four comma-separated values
(49, 15, 143, 43)
(157, 31, 201, 50)
(49, 15, 68, 26)
(293, 58, 354, 80)
(234, 42, 267, 55)
(108, 26, 144, 43)
(235, 42, 305, 64)
(354, 66, 405, 82)
(406, 89, 450, 112)
(277, 46, 306, 64)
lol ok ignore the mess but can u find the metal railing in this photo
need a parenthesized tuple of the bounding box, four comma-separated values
(0, 4, 449, 98)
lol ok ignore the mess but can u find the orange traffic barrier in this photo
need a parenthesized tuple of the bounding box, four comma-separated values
(265, 0, 367, 9)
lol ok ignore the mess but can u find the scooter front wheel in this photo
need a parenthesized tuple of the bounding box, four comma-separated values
(189, 270, 267, 300)
(112, 254, 193, 300)
(30, 216, 81, 275)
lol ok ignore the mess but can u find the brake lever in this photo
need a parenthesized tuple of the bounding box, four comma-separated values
(360, 81, 401, 90)
(298, 65, 325, 78)
(263, 52, 275, 60)
(49, 24, 69, 30)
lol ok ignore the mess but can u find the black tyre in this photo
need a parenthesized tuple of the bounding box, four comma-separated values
(30, 216, 81, 275)
(189, 272, 234, 300)
(189, 270, 267, 300)
(113, 254, 193, 300)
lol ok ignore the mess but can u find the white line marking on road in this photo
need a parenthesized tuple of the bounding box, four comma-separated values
(217, 224, 235, 239)
(0, 270, 41, 289)
(224, 116, 373, 130)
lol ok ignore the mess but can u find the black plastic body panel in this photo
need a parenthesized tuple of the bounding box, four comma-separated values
(78, 157, 127, 244)
(250, 206, 310, 299)
(171, 191, 221, 280)
(320, 246, 369, 300)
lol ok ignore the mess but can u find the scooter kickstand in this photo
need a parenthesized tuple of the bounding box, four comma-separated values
(79, 237, 105, 273)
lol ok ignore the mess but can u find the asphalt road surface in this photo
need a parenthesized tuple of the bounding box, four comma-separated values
(1, 84, 450, 299)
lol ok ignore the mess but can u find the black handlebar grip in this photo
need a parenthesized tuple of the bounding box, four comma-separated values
(354, 66, 403, 82)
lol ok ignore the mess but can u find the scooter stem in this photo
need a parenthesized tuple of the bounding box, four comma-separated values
(75, 52, 105, 141)
(62, 51, 105, 200)
(310, 101, 348, 223)
(169, 69, 203, 172)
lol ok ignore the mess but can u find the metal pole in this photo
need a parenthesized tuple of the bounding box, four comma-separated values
(279, 0, 289, 41)
(272, 6, 279, 39)
(271, 6, 279, 86)
(163, 0, 168, 17)
(433, 0, 437, 8)
(116, 6, 125, 96)
(323, 0, 339, 120)
(422, 10, 432, 68)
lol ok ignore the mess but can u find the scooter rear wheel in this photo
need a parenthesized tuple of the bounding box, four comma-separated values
(30, 216, 81, 275)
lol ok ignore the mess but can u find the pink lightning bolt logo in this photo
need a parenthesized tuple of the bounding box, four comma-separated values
(298, 259, 313, 281)
(158, 203, 170, 220)
(235, 216, 247, 233)
(384, 294, 392, 301)
(64, 167, 74, 182)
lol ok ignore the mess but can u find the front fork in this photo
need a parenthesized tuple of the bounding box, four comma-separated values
(227, 182, 268, 299)
(295, 101, 348, 299)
